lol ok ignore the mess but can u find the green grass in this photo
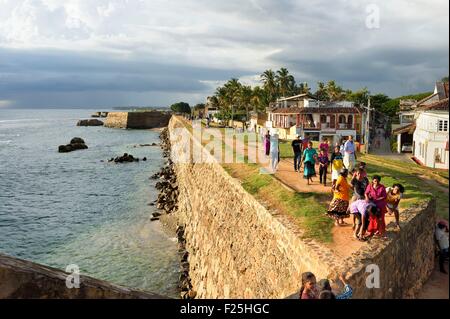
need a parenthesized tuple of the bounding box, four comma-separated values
(223, 163, 334, 242)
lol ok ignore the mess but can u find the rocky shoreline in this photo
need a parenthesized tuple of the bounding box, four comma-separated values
(151, 127, 195, 299)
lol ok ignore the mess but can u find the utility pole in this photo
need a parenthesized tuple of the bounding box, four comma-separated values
(361, 96, 372, 154)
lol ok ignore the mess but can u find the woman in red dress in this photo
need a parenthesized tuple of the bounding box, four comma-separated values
(364, 175, 387, 236)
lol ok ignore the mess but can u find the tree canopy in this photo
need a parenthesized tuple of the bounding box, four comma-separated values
(170, 102, 191, 114)
(207, 68, 443, 121)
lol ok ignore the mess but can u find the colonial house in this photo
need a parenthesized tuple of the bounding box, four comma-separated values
(393, 81, 449, 154)
(266, 94, 362, 143)
(412, 98, 449, 169)
(204, 97, 220, 122)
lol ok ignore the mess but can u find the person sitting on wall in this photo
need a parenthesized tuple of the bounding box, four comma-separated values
(435, 221, 449, 274)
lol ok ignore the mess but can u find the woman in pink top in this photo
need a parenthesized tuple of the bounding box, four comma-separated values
(365, 175, 387, 236)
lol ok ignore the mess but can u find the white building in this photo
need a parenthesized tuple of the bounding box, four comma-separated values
(413, 99, 449, 169)
(266, 94, 362, 143)
(394, 81, 449, 155)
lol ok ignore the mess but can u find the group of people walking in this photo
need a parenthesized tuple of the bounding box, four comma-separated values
(288, 134, 405, 240)
(289, 134, 357, 186)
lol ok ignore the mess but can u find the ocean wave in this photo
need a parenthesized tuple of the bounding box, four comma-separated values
(0, 140, 12, 144)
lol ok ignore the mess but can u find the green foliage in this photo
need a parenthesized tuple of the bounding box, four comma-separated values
(380, 92, 433, 117)
(346, 87, 370, 105)
(170, 102, 191, 114)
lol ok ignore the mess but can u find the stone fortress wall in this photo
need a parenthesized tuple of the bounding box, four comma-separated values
(169, 116, 436, 299)
(104, 111, 171, 129)
(0, 253, 167, 299)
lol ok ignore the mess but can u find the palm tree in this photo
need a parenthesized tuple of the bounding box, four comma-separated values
(315, 81, 328, 101)
(297, 82, 311, 95)
(275, 68, 295, 98)
(260, 69, 278, 102)
(326, 80, 345, 101)
(239, 85, 253, 121)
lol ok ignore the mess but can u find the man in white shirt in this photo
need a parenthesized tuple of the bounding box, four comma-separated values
(435, 221, 449, 274)
(269, 133, 280, 173)
(343, 135, 356, 172)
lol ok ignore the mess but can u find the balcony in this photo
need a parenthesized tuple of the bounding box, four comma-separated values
(321, 123, 336, 131)
(337, 123, 355, 130)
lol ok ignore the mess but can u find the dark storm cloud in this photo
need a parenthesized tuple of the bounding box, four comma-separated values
(0, 48, 245, 94)
(270, 45, 449, 94)
(0, 0, 448, 107)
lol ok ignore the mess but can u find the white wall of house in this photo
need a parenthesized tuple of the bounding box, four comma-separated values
(413, 111, 449, 169)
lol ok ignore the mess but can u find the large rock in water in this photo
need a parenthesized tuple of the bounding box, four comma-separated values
(59, 138, 88, 153)
(58, 145, 73, 153)
(77, 119, 104, 126)
(70, 137, 85, 144)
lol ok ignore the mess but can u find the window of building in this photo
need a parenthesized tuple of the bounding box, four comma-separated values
(438, 120, 448, 132)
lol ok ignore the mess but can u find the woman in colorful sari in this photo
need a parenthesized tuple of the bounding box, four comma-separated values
(327, 169, 350, 226)
(364, 175, 387, 236)
(302, 141, 318, 185)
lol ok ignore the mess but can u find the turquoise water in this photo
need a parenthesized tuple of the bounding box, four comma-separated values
(0, 109, 179, 297)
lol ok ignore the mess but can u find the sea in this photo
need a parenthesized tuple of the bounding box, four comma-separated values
(0, 109, 179, 297)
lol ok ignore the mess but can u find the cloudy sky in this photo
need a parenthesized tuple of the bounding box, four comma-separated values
(0, 0, 448, 108)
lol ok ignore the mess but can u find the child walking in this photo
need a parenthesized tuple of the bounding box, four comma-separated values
(318, 148, 329, 186)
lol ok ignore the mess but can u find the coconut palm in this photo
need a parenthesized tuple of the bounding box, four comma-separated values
(260, 69, 278, 102)
(315, 81, 328, 101)
(326, 80, 346, 101)
(275, 67, 295, 98)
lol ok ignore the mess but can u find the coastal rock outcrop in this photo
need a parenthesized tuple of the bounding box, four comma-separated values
(77, 119, 104, 126)
(152, 127, 195, 299)
(58, 138, 88, 153)
(108, 153, 147, 163)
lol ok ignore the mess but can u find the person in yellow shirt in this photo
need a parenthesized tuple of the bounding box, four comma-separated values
(330, 146, 344, 188)
(327, 169, 350, 226)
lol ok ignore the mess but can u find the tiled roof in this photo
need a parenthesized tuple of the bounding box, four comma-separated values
(393, 123, 416, 135)
(417, 98, 449, 111)
(415, 93, 439, 106)
(271, 107, 361, 114)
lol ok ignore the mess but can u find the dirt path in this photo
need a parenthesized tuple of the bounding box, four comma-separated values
(275, 158, 332, 193)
